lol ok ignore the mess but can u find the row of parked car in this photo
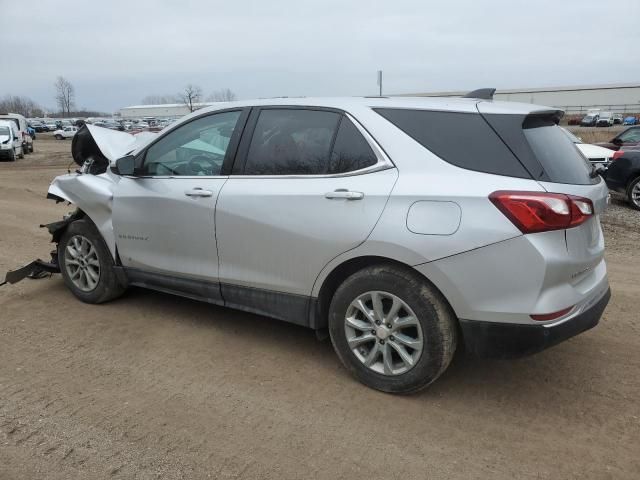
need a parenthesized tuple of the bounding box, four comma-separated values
(0, 112, 35, 161)
(571, 111, 638, 127)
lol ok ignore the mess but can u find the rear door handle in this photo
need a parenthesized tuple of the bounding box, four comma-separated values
(325, 189, 364, 200)
(185, 188, 214, 197)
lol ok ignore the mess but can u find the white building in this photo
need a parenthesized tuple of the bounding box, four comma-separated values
(118, 102, 219, 119)
(399, 83, 640, 114)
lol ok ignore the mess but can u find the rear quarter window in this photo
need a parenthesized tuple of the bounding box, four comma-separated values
(374, 108, 531, 178)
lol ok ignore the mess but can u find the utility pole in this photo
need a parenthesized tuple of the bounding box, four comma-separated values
(377, 70, 383, 96)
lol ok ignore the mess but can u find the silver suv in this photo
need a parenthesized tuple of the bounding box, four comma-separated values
(36, 94, 610, 393)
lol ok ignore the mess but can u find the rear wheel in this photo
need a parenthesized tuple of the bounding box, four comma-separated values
(55, 134, 63, 140)
(58, 219, 126, 304)
(626, 176, 640, 210)
(328, 265, 457, 394)
(9, 148, 16, 161)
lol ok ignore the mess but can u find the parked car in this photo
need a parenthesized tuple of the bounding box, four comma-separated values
(561, 128, 613, 168)
(53, 126, 78, 139)
(567, 116, 581, 126)
(612, 113, 624, 125)
(45, 121, 58, 131)
(18, 96, 610, 393)
(30, 121, 48, 133)
(596, 112, 614, 127)
(623, 116, 637, 126)
(0, 120, 25, 161)
(580, 114, 598, 126)
(0, 112, 33, 154)
(596, 126, 640, 151)
(604, 149, 640, 210)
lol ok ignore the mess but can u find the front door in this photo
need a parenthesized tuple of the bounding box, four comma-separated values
(113, 109, 244, 282)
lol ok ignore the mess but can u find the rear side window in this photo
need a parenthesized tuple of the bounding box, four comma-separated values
(244, 109, 340, 175)
(374, 109, 530, 178)
(329, 117, 377, 174)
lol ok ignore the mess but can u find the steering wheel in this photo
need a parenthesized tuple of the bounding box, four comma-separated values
(187, 154, 220, 175)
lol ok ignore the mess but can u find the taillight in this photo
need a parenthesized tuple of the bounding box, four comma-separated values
(611, 150, 624, 161)
(489, 191, 593, 234)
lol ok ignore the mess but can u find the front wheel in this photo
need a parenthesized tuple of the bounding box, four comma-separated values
(626, 176, 640, 210)
(58, 219, 126, 304)
(328, 265, 457, 394)
(55, 134, 63, 140)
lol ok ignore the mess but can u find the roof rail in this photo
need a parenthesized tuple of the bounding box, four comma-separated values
(462, 88, 496, 100)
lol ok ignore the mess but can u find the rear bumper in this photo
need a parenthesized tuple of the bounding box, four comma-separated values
(459, 288, 610, 359)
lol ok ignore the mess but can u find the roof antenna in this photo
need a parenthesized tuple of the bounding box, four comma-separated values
(462, 88, 496, 100)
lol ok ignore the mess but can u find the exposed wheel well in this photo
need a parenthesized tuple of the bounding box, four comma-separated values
(313, 255, 458, 333)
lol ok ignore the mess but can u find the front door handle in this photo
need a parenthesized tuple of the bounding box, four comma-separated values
(185, 188, 214, 197)
(325, 189, 364, 200)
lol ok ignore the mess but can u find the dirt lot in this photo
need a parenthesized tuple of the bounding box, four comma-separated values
(1, 135, 639, 479)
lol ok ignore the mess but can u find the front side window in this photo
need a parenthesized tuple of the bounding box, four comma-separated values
(142, 110, 241, 176)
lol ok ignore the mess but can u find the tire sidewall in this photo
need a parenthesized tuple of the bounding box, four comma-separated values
(58, 219, 123, 303)
(626, 176, 640, 210)
(328, 266, 456, 394)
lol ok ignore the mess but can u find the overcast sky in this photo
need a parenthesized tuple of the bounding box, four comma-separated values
(2, 0, 639, 113)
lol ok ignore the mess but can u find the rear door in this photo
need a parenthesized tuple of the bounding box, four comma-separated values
(216, 107, 397, 301)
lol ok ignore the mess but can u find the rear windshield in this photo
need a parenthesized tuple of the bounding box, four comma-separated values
(375, 108, 596, 185)
(521, 118, 594, 184)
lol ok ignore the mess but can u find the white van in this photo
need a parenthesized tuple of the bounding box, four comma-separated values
(0, 112, 33, 154)
(0, 120, 24, 161)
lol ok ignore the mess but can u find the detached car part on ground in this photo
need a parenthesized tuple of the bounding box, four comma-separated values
(3, 93, 611, 393)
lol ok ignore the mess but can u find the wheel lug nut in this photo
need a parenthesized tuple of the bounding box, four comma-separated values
(390, 336, 395, 341)
(386, 323, 392, 329)
(371, 330, 376, 335)
(379, 339, 385, 345)
(375, 320, 381, 325)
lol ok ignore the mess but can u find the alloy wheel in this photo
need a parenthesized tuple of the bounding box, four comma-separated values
(64, 235, 100, 292)
(344, 291, 424, 376)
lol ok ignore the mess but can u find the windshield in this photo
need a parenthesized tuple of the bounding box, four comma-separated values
(0, 126, 10, 136)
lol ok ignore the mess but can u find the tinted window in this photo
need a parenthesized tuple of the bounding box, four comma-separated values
(142, 110, 240, 176)
(329, 118, 377, 174)
(374, 108, 530, 178)
(244, 109, 340, 175)
(520, 116, 594, 185)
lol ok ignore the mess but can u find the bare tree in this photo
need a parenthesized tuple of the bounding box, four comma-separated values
(179, 84, 203, 112)
(207, 88, 237, 102)
(54, 76, 75, 117)
(0, 95, 43, 117)
(140, 94, 178, 105)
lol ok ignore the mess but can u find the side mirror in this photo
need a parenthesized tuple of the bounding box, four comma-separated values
(113, 155, 136, 176)
(612, 137, 622, 145)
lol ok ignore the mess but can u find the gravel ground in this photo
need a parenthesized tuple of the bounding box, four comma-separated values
(1, 135, 639, 479)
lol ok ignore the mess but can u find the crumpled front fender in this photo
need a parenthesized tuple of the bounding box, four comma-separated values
(48, 171, 119, 258)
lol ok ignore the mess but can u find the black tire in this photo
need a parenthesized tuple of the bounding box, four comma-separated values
(29, 143, 34, 153)
(9, 148, 16, 161)
(58, 219, 126, 304)
(55, 134, 63, 140)
(626, 176, 640, 211)
(328, 264, 457, 394)
(18, 148, 24, 159)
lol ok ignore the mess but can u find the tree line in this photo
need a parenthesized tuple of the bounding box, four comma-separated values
(141, 85, 237, 112)
(1, 77, 237, 118)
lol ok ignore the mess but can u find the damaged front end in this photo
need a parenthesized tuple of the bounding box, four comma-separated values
(2, 125, 156, 288)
